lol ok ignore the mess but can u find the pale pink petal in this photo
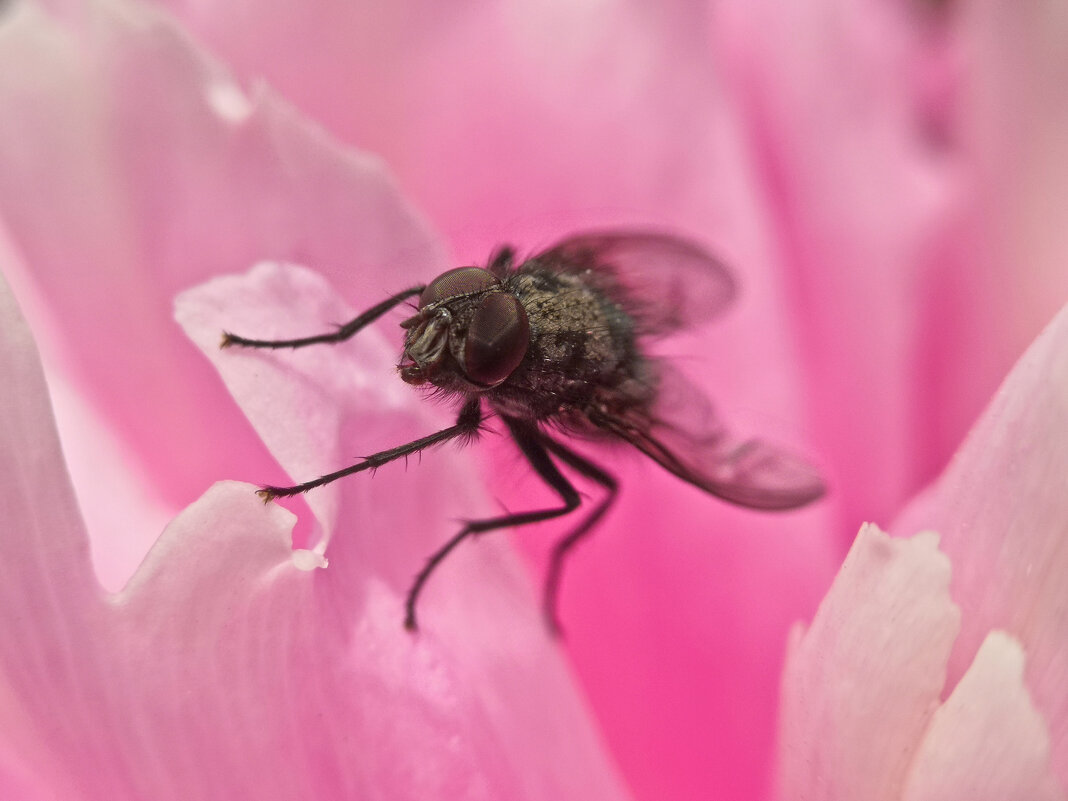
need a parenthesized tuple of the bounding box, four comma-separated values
(0, 220, 172, 592)
(0, 260, 630, 796)
(902, 631, 1063, 801)
(894, 299, 1068, 786)
(0, 0, 446, 530)
(174, 263, 407, 549)
(776, 524, 960, 801)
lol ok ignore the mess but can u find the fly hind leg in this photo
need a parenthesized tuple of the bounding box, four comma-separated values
(403, 420, 618, 636)
(539, 436, 618, 636)
(404, 417, 582, 631)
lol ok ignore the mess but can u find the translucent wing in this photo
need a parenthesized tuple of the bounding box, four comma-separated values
(595, 365, 825, 510)
(530, 231, 737, 335)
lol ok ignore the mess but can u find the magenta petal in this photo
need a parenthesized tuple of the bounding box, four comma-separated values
(714, 0, 965, 529)
(716, 0, 1068, 533)
(0, 267, 630, 797)
(894, 301, 1068, 785)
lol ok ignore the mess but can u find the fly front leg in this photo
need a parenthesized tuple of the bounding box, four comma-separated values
(256, 397, 482, 502)
(221, 285, 425, 350)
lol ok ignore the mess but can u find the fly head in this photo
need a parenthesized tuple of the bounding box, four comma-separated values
(399, 266, 530, 391)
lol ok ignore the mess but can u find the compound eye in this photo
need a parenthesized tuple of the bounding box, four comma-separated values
(463, 293, 529, 387)
(420, 267, 499, 308)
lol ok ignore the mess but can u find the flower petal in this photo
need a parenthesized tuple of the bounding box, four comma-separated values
(0, 0, 445, 529)
(951, 0, 1068, 442)
(174, 262, 407, 549)
(776, 524, 960, 801)
(714, 0, 963, 528)
(0, 262, 120, 796)
(894, 300, 1068, 785)
(0, 261, 632, 798)
(902, 631, 1064, 801)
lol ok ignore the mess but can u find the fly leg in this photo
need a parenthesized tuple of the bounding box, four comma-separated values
(221, 285, 425, 350)
(539, 436, 618, 636)
(404, 417, 582, 632)
(257, 397, 482, 502)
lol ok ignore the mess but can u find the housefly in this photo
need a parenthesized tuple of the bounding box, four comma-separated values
(222, 231, 825, 633)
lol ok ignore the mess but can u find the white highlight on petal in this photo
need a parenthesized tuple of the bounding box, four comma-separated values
(902, 631, 1065, 801)
(205, 77, 252, 123)
(291, 549, 327, 571)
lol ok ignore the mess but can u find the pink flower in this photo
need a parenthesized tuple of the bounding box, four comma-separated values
(778, 301, 1068, 799)
(0, 2, 630, 797)
(0, 0, 1065, 799)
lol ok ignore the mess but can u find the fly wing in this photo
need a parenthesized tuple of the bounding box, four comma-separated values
(532, 231, 737, 335)
(596, 366, 825, 510)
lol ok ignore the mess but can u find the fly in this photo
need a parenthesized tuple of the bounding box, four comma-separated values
(221, 231, 826, 633)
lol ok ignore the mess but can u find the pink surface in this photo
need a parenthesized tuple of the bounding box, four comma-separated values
(779, 527, 1063, 801)
(0, 0, 446, 516)
(778, 304, 1068, 797)
(777, 525, 961, 801)
(2, 0, 1067, 799)
(0, 186, 630, 800)
(893, 303, 1068, 794)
